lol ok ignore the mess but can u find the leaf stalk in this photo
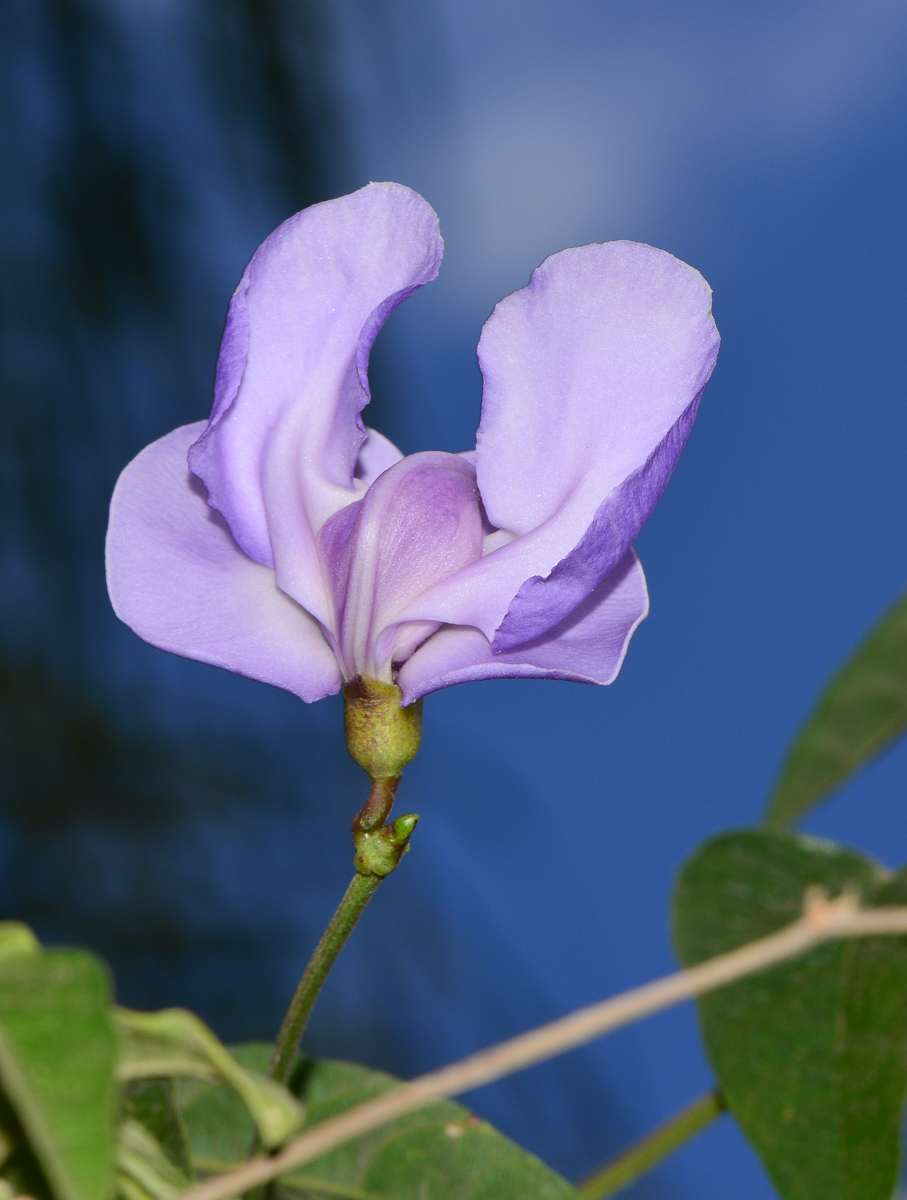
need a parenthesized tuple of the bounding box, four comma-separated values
(576, 1089, 726, 1198)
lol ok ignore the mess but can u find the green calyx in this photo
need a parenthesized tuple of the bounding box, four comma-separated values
(344, 678, 423, 877)
(343, 677, 423, 779)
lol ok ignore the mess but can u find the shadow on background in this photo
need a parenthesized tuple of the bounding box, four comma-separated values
(0, 0, 358, 1030)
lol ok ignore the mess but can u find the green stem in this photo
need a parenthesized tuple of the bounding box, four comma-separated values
(576, 1089, 726, 1199)
(267, 871, 382, 1084)
(267, 775, 418, 1086)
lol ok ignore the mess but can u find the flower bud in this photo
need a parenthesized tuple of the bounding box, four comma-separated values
(353, 812, 420, 876)
(342, 676, 423, 780)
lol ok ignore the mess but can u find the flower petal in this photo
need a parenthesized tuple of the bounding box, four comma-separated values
(492, 397, 696, 649)
(397, 550, 648, 703)
(106, 424, 342, 703)
(355, 426, 404, 486)
(398, 241, 717, 646)
(188, 182, 443, 626)
(316, 452, 484, 680)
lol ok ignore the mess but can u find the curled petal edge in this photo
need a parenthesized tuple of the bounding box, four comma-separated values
(398, 549, 649, 703)
(492, 390, 701, 650)
(188, 182, 443, 592)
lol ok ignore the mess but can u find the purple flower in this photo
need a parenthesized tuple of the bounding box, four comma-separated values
(106, 183, 718, 707)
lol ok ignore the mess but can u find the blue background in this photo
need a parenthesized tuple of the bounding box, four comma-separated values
(2, 2, 907, 1197)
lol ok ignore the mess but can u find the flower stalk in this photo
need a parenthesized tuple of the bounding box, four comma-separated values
(267, 681, 422, 1083)
(267, 871, 382, 1085)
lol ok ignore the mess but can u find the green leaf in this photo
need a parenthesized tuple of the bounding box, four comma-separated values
(833, 867, 907, 1197)
(115, 1119, 189, 1200)
(115, 1009, 303, 1150)
(0, 1081, 59, 1200)
(180, 1046, 579, 1200)
(765, 589, 907, 828)
(672, 828, 907, 1200)
(173, 1043, 269, 1169)
(0, 949, 117, 1200)
(121, 1081, 191, 1179)
(0, 1127, 13, 1173)
(0, 1086, 48, 1200)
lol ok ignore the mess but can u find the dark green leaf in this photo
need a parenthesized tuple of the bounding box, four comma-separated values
(672, 828, 907, 1200)
(173, 1044, 269, 1171)
(0, 1089, 15, 1171)
(0, 1085, 52, 1200)
(115, 1008, 303, 1149)
(180, 1046, 579, 1200)
(833, 867, 907, 1198)
(765, 589, 907, 828)
(115, 1119, 189, 1200)
(121, 1081, 191, 1179)
(0, 949, 117, 1200)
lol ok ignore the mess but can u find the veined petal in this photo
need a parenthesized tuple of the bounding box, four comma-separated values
(188, 182, 443, 625)
(106, 424, 342, 703)
(317, 452, 484, 680)
(397, 550, 648, 703)
(399, 241, 717, 645)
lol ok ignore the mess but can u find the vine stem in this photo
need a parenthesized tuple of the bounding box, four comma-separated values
(179, 888, 907, 1200)
(267, 871, 383, 1084)
(576, 1089, 726, 1199)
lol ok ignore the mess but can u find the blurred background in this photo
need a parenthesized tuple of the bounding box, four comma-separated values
(2, 1, 907, 1196)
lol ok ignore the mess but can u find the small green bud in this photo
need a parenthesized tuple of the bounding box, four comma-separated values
(0, 921, 40, 964)
(353, 813, 420, 876)
(392, 813, 419, 841)
(343, 676, 423, 779)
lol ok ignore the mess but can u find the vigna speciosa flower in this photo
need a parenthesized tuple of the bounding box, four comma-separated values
(106, 183, 718, 712)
